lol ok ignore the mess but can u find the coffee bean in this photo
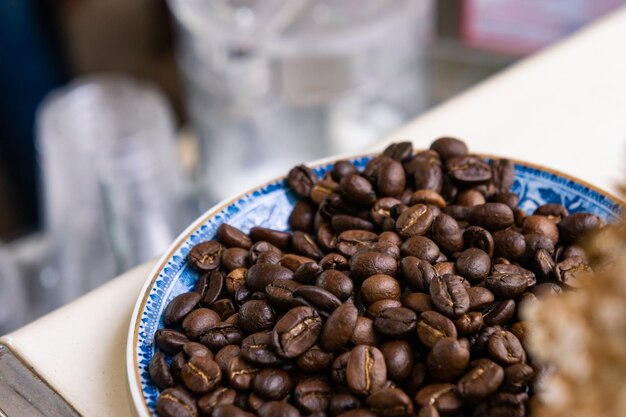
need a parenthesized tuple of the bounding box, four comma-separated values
(484, 273, 528, 298)
(555, 256, 592, 288)
(351, 316, 379, 346)
(468, 203, 514, 231)
(182, 308, 220, 340)
(457, 358, 504, 401)
(463, 226, 494, 257)
(332, 160, 359, 181)
(417, 310, 457, 348)
(430, 137, 468, 161)
(446, 156, 491, 185)
(289, 200, 317, 234)
(409, 189, 447, 209)
(149, 351, 174, 389)
(503, 363, 534, 393)
(238, 300, 275, 335)
(250, 227, 292, 251)
(258, 401, 301, 417)
(155, 329, 189, 355)
(559, 212, 603, 243)
(216, 224, 252, 250)
(466, 287, 495, 311)
(366, 387, 413, 417)
(294, 376, 334, 414)
(246, 263, 294, 292)
(453, 312, 483, 336)
(210, 299, 237, 321)
(272, 306, 322, 358)
(164, 292, 202, 325)
(189, 240, 224, 272)
(371, 198, 402, 226)
(400, 257, 435, 292)
(360, 274, 400, 305)
(395, 204, 434, 238)
(198, 386, 236, 416)
(331, 214, 375, 234)
(337, 230, 378, 257)
(488, 330, 525, 366)
(410, 152, 443, 192)
(491, 263, 536, 286)
(329, 393, 362, 416)
(491, 191, 519, 210)
(213, 404, 253, 417)
(227, 355, 259, 390)
(366, 299, 402, 318)
(292, 231, 324, 260)
(222, 248, 250, 272)
(340, 174, 377, 207)
(292, 285, 342, 317)
(319, 253, 349, 270)
(431, 214, 463, 253)
(253, 368, 292, 400)
(417, 404, 440, 417)
(493, 229, 526, 261)
(384, 141, 414, 161)
(381, 340, 413, 382)
(373, 307, 417, 337)
(346, 345, 387, 395)
(316, 270, 353, 301)
(349, 251, 398, 282)
(401, 236, 440, 263)
(482, 299, 516, 326)
(214, 344, 240, 373)
(377, 159, 406, 197)
(265, 279, 301, 310)
(297, 344, 335, 372)
(426, 337, 470, 381)
(455, 248, 491, 282)
(224, 268, 247, 296)
(403, 292, 434, 314)
(288, 165, 318, 199)
(331, 352, 351, 385)
(414, 384, 463, 414)
(320, 302, 358, 352)
(430, 274, 470, 318)
(156, 386, 198, 417)
(241, 331, 283, 366)
(180, 356, 221, 393)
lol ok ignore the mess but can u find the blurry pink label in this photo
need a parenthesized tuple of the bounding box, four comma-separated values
(462, 0, 625, 54)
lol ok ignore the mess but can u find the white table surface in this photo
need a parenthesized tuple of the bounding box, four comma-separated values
(3, 6, 626, 416)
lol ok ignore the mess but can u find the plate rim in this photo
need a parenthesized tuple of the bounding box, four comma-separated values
(126, 152, 626, 417)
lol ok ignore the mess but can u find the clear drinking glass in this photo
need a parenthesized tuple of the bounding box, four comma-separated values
(168, 0, 434, 203)
(0, 242, 27, 335)
(36, 75, 192, 302)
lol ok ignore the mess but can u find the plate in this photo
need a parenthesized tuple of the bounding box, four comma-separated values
(127, 154, 624, 417)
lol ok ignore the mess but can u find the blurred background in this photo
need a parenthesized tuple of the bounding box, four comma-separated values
(0, 0, 624, 334)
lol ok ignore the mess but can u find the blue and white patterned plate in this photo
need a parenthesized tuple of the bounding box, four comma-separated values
(127, 154, 624, 417)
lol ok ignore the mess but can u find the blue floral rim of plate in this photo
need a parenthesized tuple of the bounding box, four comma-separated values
(128, 154, 624, 417)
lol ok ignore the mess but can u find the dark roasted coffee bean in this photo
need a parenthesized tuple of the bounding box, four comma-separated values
(467, 287, 495, 310)
(365, 299, 401, 319)
(559, 212, 603, 243)
(360, 274, 401, 305)
(265, 279, 302, 310)
(216, 224, 252, 250)
(297, 344, 335, 372)
(164, 292, 202, 325)
(430, 274, 470, 317)
(366, 387, 413, 417)
(489, 159, 515, 192)
(337, 230, 378, 257)
(213, 404, 253, 417)
(273, 306, 322, 358)
(292, 285, 342, 317)
(170, 352, 186, 382)
(395, 204, 434, 238)
(210, 298, 237, 321)
(258, 401, 301, 417)
(310, 180, 340, 205)
(484, 273, 528, 298)
(183, 342, 213, 360)
(457, 358, 504, 400)
(560, 244, 588, 261)
(534, 203, 569, 221)
(381, 340, 413, 382)
(417, 404, 440, 417)
(532, 282, 563, 298)
(222, 247, 250, 271)
(463, 226, 494, 257)
(288, 164, 318, 199)
(400, 256, 435, 291)
(340, 174, 377, 207)
(533, 248, 555, 281)
(155, 329, 189, 355)
(246, 263, 294, 292)
(490, 192, 519, 210)
(384, 141, 414, 161)
(249, 240, 282, 264)
(227, 355, 259, 391)
(409, 189, 446, 209)
(188, 240, 224, 272)
(411, 152, 443, 193)
(331, 214, 374, 233)
(503, 363, 534, 393)
(482, 299, 516, 326)
(238, 300, 275, 335)
(182, 308, 220, 340)
(555, 256, 592, 288)
(319, 253, 349, 271)
(156, 386, 198, 417)
(433, 262, 454, 277)
(430, 137, 468, 161)
(374, 307, 417, 337)
(214, 345, 240, 374)
(525, 232, 555, 258)
(456, 189, 486, 207)
(292, 231, 324, 260)
(491, 263, 536, 286)
(317, 225, 338, 253)
(371, 197, 402, 226)
(346, 345, 387, 395)
(426, 337, 470, 381)
(417, 310, 457, 348)
(332, 160, 358, 181)
(316, 269, 353, 301)
(403, 292, 434, 314)
(250, 227, 292, 251)
(198, 386, 237, 416)
(377, 159, 406, 197)
(225, 268, 247, 296)
(320, 302, 358, 352)
(198, 322, 243, 351)
(455, 248, 491, 282)
(454, 312, 483, 336)
(293, 261, 322, 285)
(331, 351, 351, 385)
(150, 351, 174, 389)
(522, 215, 559, 245)
(431, 214, 463, 253)
(180, 355, 221, 394)
(443, 204, 471, 221)
(414, 383, 463, 414)
(281, 253, 316, 272)
(468, 203, 514, 231)
(471, 325, 502, 357)
(329, 393, 362, 417)
(290, 200, 317, 233)
(401, 236, 440, 263)
(492, 229, 526, 261)
(294, 376, 334, 414)
(241, 331, 283, 366)
(351, 316, 379, 346)
(349, 251, 398, 282)
(473, 392, 528, 417)
(253, 368, 292, 400)
(488, 330, 524, 365)
(447, 155, 491, 185)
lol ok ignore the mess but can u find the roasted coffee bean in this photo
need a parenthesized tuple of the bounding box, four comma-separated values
(455, 189, 486, 207)
(183, 342, 213, 360)
(503, 363, 534, 393)
(431, 214, 463, 253)
(249, 240, 282, 264)
(430, 274, 470, 317)
(213, 404, 253, 417)
(534, 203, 569, 221)
(346, 345, 387, 395)
(331, 351, 351, 385)
(522, 215, 559, 246)
(482, 299, 516, 327)
(311, 180, 341, 205)
(399, 257, 435, 292)
(401, 236, 440, 263)
(332, 160, 359, 181)
(454, 312, 483, 336)
(265, 279, 301, 311)
(532, 282, 563, 298)
(238, 300, 275, 335)
(493, 229, 526, 261)
(281, 254, 316, 272)
(457, 358, 504, 401)
(411, 152, 443, 193)
(226, 355, 259, 390)
(198, 386, 237, 416)
(290, 200, 317, 233)
(241, 331, 283, 366)
(430, 137, 468, 161)
(170, 352, 186, 382)
(225, 268, 247, 296)
(463, 226, 494, 257)
(315, 270, 353, 301)
(560, 244, 588, 261)
(164, 292, 202, 325)
(198, 322, 243, 351)
(405, 361, 427, 395)
(180, 355, 221, 394)
(222, 247, 250, 271)
(155, 329, 189, 355)
(484, 273, 528, 299)
(371, 198, 402, 226)
(351, 316, 379, 346)
(414, 383, 463, 414)
(417, 404, 440, 417)
(210, 298, 237, 321)
(329, 393, 362, 416)
(395, 204, 434, 238)
(384, 141, 414, 161)
(409, 190, 446, 209)
(292, 285, 342, 317)
(288, 164, 318, 199)
(381, 340, 413, 382)
(472, 392, 528, 417)
(366, 387, 413, 417)
(491, 263, 536, 286)
(467, 287, 495, 310)
(340, 174, 377, 207)
(319, 253, 349, 270)
(373, 307, 417, 337)
(349, 251, 398, 282)
(182, 308, 221, 340)
(559, 212, 603, 243)
(316, 225, 337, 252)
(455, 248, 491, 282)
(489, 158, 515, 193)
(189, 240, 224, 272)
(468, 203, 514, 231)
(214, 344, 240, 375)
(294, 376, 334, 414)
(197, 271, 224, 307)
(377, 159, 406, 197)
(491, 191, 519, 210)
(403, 292, 434, 314)
(555, 256, 592, 288)
(525, 232, 555, 258)
(360, 274, 401, 305)
(273, 306, 322, 358)
(246, 263, 294, 292)
(292, 231, 324, 260)
(337, 230, 378, 257)
(426, 337, 470, 381)
(447, 156, 491, 185)
(320, 302, 358, 352)
(252, 368, 292, 400)
(488, 330, 525, 366)
(331, 214, 375, 233)
(150, 351, 174, 389)
(366, 299, 402, 318)
(258, 401, 302, 417)
(417, 310, 457, 348)
(250, 227, 292, 251)
(156, 386, 198, 417)
(533, 248, 555, 280)
(216, 224, 252, 250)
(292, 262, 321, 285)
(297, 344, 335, 372)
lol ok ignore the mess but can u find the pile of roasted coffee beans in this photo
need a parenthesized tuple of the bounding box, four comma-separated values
(150, 138, 604, 417)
